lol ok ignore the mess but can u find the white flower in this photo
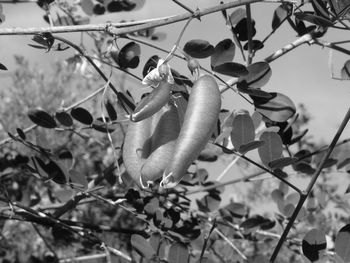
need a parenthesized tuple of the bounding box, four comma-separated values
(142, 59, 174, 87)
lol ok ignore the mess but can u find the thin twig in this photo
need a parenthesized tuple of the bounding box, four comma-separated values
(59, 254, 107, 263)
(270, 107, 350, 262)
(199, 219, 217, 263)
(214, 228, 248, 261)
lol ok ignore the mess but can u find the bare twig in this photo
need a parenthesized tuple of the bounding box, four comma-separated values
(270, 107, 350, 262)
(199, 219, 217, 262)
(214, 228, 248, 261)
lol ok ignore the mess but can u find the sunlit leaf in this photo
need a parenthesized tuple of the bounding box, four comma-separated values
(28, 109, 57, 129)
(302, 229, 327, 262)
(258, 132, 283, 166)
(227, 8, 246, 25)
(230, 110, 255, 150)
(254, 92, 296, 122)
(213, 62, 248, 77)
(272, 4, 293, 30)
(183, 39, 214, 59)
(211, 39, 235, 68)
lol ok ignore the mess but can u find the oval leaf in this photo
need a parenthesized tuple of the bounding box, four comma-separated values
(213, 62, 248, 77)
(104, 98, 118, 121)
(295, 12, 334, 27)
(183, 39, 214, 59)
(28, 109, 57, 129)
(211, 39, 235, 68)
(71, 107, 93, 125)
(254, 92, 296, 122)
(268, 157, 298, 169)
(336, 224, 350, 262)
(131, 234, 155, 259)
(227, 8, 246, 25)
(238, 61, 272, 89)
(168, 243, 189, 263)
(258, 132, 283, 166)
(55, 111, 73, 127)
(230, 110, 255, 149)
(81, 0, 94, 15)
(302, 229, 327, 262)
(238, 140, 265, 154)
(117, 42, 141, 69)
(272, 4, 292, 30)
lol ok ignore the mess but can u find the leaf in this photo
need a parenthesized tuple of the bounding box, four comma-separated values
(240, 215, 271, 230)
(293, 162, 316, 175)
(130, 234, 156, 259)
(258, 132, 283, 166)
(253, 92, 296, 122)
(311, 0, 331, 19)
(183, 39, 214, 59)
(0, 63, 7, 70)
(227, 8, 246, 25)
(243, 40, 264, 51)
(211, 39, 235, 68)
(70, 107, 93, 125)
(337, 157, 350, 170)
(168, 243, 189, 263)
(238, 140, 265, 154)
(69, 170, 88, 189)
(55, 111, 73, 127)
(93, 2, 105, 15)
(234, 18, 256, 41)
(28, 109, 57, 129)
(290, 129, 308, 145)
(55, 189, 73, 203)
(230, 110, 255, 150)
(340, 60, 350, 80)
(238, 61, 272, 89)
(213, 62, 248, 77)
(81, 0, 94, 15)
(224, 202, 248, 218)
(46, 160, 69, 184)
(197, 194, 221, 212)
(16, 128, 26, 140)
(237, 82, 273, 98)
(294, 12, 334, 27)
(92, 118, 117, 133)
(104, 98, 118, 121)
(116, 42, 141, 69)
(269, 157, 298, 169)
(302, 229, 327, 262)
(272, 4, 293, 30)
(143, 55, 160, 77)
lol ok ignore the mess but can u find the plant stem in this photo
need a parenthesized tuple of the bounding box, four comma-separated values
(199, 219, 217, 262)
(270, 107, 350, 262)
(214, 228, 248, 261)
(245, 4, 253, 65)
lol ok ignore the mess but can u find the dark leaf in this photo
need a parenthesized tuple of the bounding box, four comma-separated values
(28, 109, 57, 128)
(238, 140, 265, 154)
(253, 92, 296, 122)
(0, 63, 7, 70)
(16, 128, 26, 140)
(213, 62, 248, 77)
(55, 111, 73, 127)
(143, 55, 160, 77)
(92, 119, 117, 133)
(237, 82, 273, 98)
(183, 39, 214, 59)
(240, 215, 271, 230)
(32, 33, 55, 50)
(46, 160, 68, 184)
(117, 91, 136, 114)
(243, 40, 264, 51)
(130, 234, 156, 259)
(168, 243, 189, 263)
(104, 98, 118, 121)
(258, 132, 283, 166)
(293, 162, 315, 175)
(117, 42, 141, 69)
(107, 1, 124, 12)
(269, 157, 297, 169)
(93, 3, 105, 15)
(224, 202, 248, 218)
(295, 12, 334, 27)
(302, 229, 327, 262)
(234, 18, 256, 41)
(238, 61, 272, 89)
(340, 60, 350, 80)
(311, 0, 331, 19)
(211, 39, 235, 68)
(335, 224, 350, 262)
(70, 107, 93, 125)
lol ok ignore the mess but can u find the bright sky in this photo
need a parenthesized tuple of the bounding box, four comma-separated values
(0, 0, 349, 207)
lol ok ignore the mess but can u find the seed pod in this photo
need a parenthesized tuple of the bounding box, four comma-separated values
(122, 116, 153, 186)
(141, 103, 180, 187)
(130, 80, 171, 122)
(161, 75, 221, 188)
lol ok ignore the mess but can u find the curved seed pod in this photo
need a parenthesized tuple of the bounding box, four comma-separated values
(130, 81, 171, 122)
(122, 117, 153, 186)
(161, 75, 221, 188)
(140, 103, 180, 187)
